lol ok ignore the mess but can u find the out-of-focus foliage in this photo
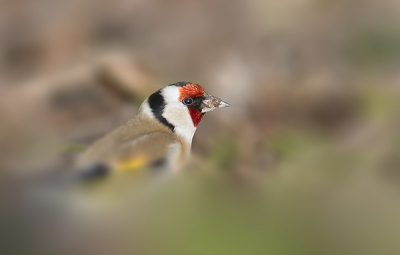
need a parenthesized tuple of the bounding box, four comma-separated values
(1, 0, 400, 254)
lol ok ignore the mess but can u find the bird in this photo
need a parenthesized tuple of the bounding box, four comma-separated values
(76, 81, 230, 178)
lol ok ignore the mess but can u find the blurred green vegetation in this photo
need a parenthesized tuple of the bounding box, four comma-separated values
(207, 137, 239, 169)
(346, 28, 400, 65)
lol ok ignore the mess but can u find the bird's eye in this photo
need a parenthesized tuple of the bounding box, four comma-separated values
(182, 98, 194, 105)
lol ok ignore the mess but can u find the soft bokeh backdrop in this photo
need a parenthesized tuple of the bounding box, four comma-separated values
(1, 0, 400, 254)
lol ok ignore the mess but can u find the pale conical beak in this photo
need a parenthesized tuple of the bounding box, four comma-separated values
(201, 92, 231, 113)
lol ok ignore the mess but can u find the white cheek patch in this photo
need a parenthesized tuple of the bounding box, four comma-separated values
(161, 86, 180, 103)
(161, 87, 197, 143)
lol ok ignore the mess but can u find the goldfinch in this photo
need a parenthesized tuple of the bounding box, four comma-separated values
(77, 81, 230, 178)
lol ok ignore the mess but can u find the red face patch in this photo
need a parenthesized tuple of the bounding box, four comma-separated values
(178, 83, 205, 101)
(188, 108, 205, 127)
(179, 83, 205, 127)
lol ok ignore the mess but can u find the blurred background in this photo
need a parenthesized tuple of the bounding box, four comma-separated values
(1, 0, 400, 254)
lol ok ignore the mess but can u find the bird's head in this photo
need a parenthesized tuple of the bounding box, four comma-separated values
(140, 82, 230, 142)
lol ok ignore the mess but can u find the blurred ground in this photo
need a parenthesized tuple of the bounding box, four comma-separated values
(1, 0, 400, 254)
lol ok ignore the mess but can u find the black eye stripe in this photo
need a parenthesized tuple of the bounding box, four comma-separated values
(182, 97, 205, 111)
(182, 98, 194, 105)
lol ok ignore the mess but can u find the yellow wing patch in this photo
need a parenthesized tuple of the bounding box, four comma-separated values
(116, 154, 147, 172)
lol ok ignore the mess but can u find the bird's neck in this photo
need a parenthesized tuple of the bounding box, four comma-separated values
(139, 99, 197, 143)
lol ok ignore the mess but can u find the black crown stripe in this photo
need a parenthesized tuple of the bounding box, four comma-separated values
(168, 81, 191, 87)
